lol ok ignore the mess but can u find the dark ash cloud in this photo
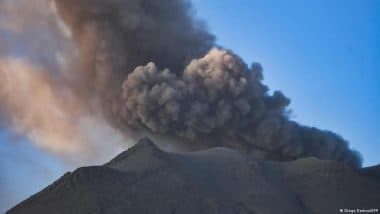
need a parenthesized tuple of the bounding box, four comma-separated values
(120, 48, 361, 167)
(0, 0, 361, 167)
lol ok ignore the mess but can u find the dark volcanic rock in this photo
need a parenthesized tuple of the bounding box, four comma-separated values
(8, 138, 380, 214)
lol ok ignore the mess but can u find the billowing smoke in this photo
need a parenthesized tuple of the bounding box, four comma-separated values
(120, 48, 361, 166)
(0, 0, 361, 167)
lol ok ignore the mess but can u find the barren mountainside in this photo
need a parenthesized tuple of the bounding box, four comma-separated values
(8, 138, 380, 214)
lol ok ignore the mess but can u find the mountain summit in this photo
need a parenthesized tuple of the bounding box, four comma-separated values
(8, 138, 380, 214)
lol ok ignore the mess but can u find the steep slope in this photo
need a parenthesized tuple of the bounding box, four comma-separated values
(8, 138, 380, 214)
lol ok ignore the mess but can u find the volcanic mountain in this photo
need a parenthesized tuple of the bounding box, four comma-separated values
(8, 138, 380, 214)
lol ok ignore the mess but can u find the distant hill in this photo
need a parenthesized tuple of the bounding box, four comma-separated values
(8, 138, 380, 214)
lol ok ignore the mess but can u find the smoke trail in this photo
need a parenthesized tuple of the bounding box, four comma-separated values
(0, 0, 362, 167)
(0, 57, 85, 153)
(0, 0, 128, 164)
(0, 56, 128, 163)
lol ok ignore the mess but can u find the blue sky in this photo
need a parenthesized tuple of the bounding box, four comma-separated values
(192, 0, 380, 166)
(0, 130, 66, 212)
(0, 0, 379, 212)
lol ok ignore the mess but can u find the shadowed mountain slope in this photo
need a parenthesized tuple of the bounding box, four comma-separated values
(8, 138, 380, 214)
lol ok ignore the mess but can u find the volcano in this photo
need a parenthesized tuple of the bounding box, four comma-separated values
(8, 138, 380, 214)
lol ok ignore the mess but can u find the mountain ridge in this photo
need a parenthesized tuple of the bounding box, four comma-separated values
(8, 138, 380, 214)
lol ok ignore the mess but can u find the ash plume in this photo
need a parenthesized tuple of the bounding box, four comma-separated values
(120, 48, 361, 166)
(0, 0, 361, 167)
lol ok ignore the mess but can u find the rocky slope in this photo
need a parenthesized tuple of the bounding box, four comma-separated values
(8, 138, 380, 214)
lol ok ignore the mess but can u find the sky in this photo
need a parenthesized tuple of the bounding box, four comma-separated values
(0, 0, 379, 212)
(0, 130, 67, 211)
(192, 0, 380, 166)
